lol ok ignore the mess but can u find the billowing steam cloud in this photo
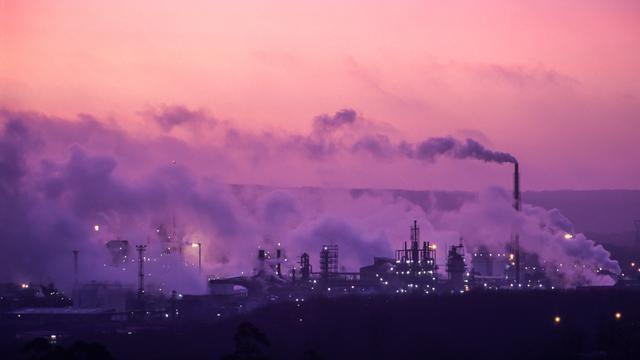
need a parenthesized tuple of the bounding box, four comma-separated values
(0, 107, 617, 293)
(435, 188, 619, 286)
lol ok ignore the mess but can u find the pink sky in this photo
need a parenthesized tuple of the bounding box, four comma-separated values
(1, 0, 639, 190)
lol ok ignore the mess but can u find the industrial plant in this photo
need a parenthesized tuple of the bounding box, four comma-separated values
(0, 152, 638, 360)
(2, 162, 633, 327)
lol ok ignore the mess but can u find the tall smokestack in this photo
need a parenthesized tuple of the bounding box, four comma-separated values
(513, 162, 521, 284)
(514, 162, 521, 211)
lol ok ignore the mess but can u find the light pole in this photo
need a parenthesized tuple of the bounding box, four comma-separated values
(192, 242, 202, 274)
(72, 250, 79, 285)
(136, 245, 147, 300)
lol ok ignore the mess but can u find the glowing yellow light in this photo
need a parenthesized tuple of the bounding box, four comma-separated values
(21, 283, 29, 289)
(94, 225, 100, 232)
(563, 233, 573, 240)
(191, 243, 200, 248)
(631, 262, 636, 267)
(615, 312, 622, 320)
(554, 316, 561, 324)
(430, 244, 437, 250)
(509, 254, 515, 261)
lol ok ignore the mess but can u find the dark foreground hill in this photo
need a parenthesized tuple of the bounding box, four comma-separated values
(2, 289, 639, 360)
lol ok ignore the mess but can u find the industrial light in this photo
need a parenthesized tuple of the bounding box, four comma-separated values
(615, 312, 622, 320)
(554, 316, 561, 324)
(191, 243, 200, 248)
(94, 225, 100, 232)
(563, 233, 573, 240)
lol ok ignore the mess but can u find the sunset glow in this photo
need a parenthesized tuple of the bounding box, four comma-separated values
(2, 1, 639, 189)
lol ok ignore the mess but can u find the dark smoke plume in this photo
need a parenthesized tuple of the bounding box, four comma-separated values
(354, 135, 516, 164)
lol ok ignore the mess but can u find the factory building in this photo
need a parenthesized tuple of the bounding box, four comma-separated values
(390, 220, 439, 293)
(105, 239, 129, 266)
(360, 257, 395, 287)
(72, 281, 131, 313)
(471, 246, 509, 278)
(446, 243, 466, 293)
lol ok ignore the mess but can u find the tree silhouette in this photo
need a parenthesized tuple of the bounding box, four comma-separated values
(221, 322, 271, 360)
